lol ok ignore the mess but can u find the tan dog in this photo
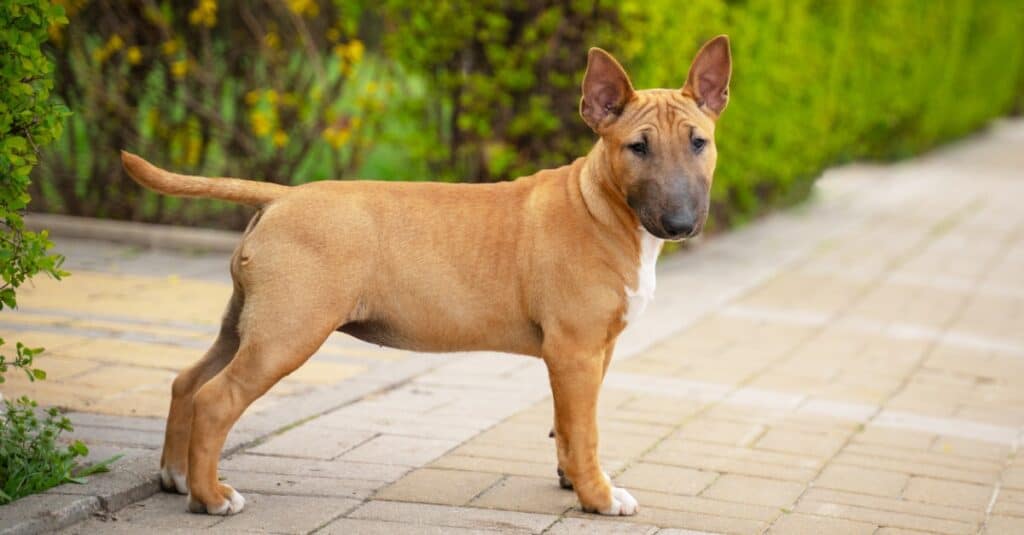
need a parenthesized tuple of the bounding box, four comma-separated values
(121, 36, 731, 516)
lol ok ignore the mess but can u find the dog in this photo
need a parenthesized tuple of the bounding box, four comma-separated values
(120, 36, 731, 516)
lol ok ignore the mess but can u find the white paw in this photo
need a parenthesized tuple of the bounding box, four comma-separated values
(599, 487, 639, 516)
(188, 488, 245, 515)
(160, 466, 188, 494)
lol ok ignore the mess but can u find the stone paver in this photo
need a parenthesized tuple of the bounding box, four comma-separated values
(2, 120, 1023, 533)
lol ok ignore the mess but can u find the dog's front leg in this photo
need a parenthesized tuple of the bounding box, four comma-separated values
(544, 340, 638, 516)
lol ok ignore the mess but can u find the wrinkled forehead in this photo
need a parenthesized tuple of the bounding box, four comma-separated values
(617, 89, 715, 138)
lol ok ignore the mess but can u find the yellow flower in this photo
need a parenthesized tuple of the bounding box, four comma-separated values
(264, 32, 280, 50)
(171, 59, 188, 79)
(250, 110, 272, 137)
(107, 35, 124, 52)
(272, 130, 289, 147)
(189, 0, 217, 28)
(334, 40, 364, 65)
(126, 46, 142, 65)
(244, 90, 260, 105)
(286, 0, 318, 17)
(162, 39, 180, 56)
(322, 126, 351, 149)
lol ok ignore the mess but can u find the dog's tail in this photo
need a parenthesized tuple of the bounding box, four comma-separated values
(120, 151, 289, 207)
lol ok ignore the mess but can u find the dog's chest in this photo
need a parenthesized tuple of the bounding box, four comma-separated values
(623, 231, 664, 326)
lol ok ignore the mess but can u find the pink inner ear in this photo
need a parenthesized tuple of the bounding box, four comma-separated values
(596, 85, 623, 112)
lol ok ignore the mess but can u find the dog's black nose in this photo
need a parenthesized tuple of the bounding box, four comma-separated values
(661, 213, 695, 238)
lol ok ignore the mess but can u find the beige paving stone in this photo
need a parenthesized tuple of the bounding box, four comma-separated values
(815, 464, 910, 497)
(674, 418, 767, 447)
(568, 506, 768, 534)
(451, 442, 552, 464)
(469, 475, 576, 514)
(320, 518, 501, 534)
(376, 468, 502, 506)
(795, 501, 976, 534)
(88, 391, 170, 417)
(1001, 466, 1024, 490)
(768, 512, 876, 534)
(991, 488, 1024, 517)
(70, 364, 175, 391)
(799, 488, 983, 523)
(902, 476, 993, 510)
(284, 360, 366, 385)
(853, 427, 937, 450)
(214, 493, 360, 533)
(347, 500, 558, 532)
(219, 469, 380, 499)
(643, 441, 819, 482)
(843, 442, 1005, 473)
(430, 454, 554, 478)
(834, 452, 999, 485)
(221, 453, 409, 482)
(616, 463, 718, 496)
(546, 517, 658, 535)
(58, 338, 200, 369)
(701, 474, 805, 507)
(986, 515, 1024, 534)
(755, 427, 850, 458)
(250, 424, 376, 460)
(873, 528, 933, 535)
(340, 435, 459, 466)
(628, 490, 779, 521)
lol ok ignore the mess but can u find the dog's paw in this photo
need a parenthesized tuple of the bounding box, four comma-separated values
(598, 487, 639, 516)
(188, 485, 245, 515)
(160, 466, 188, 494)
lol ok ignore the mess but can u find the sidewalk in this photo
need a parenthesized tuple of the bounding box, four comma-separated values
(2, 120, 1023, 534)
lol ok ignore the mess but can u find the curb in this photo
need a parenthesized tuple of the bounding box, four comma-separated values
(25, 213, 241, 253)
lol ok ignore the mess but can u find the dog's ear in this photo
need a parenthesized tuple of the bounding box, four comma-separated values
(580, 47, 635, 131)
(683, 35, 732, 118)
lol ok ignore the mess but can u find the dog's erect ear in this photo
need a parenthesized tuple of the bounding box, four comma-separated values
(683, 35, 732, 118)
(580, 47, 635, 131)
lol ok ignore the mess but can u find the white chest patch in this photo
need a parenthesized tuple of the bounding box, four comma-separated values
(623, 230, 664, 326)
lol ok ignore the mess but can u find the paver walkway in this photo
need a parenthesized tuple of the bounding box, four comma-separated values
(2, 120, 1023, 534)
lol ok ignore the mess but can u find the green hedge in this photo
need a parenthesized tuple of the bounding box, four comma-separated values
(31, 1, 1024, 230)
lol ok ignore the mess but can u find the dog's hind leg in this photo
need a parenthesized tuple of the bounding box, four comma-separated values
(160, 286, 243, 495)
(183, 280, 346, 515)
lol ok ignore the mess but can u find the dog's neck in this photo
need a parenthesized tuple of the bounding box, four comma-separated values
(577, 139, 642, 244)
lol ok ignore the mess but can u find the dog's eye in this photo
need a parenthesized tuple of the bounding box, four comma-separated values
(691, 137, 707, 153)
(627, 141, 648, 156)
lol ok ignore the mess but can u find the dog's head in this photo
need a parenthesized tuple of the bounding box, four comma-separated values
(580, 36, 731, 241)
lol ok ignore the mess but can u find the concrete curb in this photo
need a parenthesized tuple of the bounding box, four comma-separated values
(25, 213, 241, 253)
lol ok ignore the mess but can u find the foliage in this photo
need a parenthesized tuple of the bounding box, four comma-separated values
(1, 0, 69, 315)
(1, 0, 70, 377)
(0, 396, 121, 504)
(379, 0, 627, 181)
(36, 0, 434, 228)
(30, 0, 1024, 230)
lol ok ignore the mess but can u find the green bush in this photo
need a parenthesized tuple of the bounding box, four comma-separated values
(31, 1, 1024, 230)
